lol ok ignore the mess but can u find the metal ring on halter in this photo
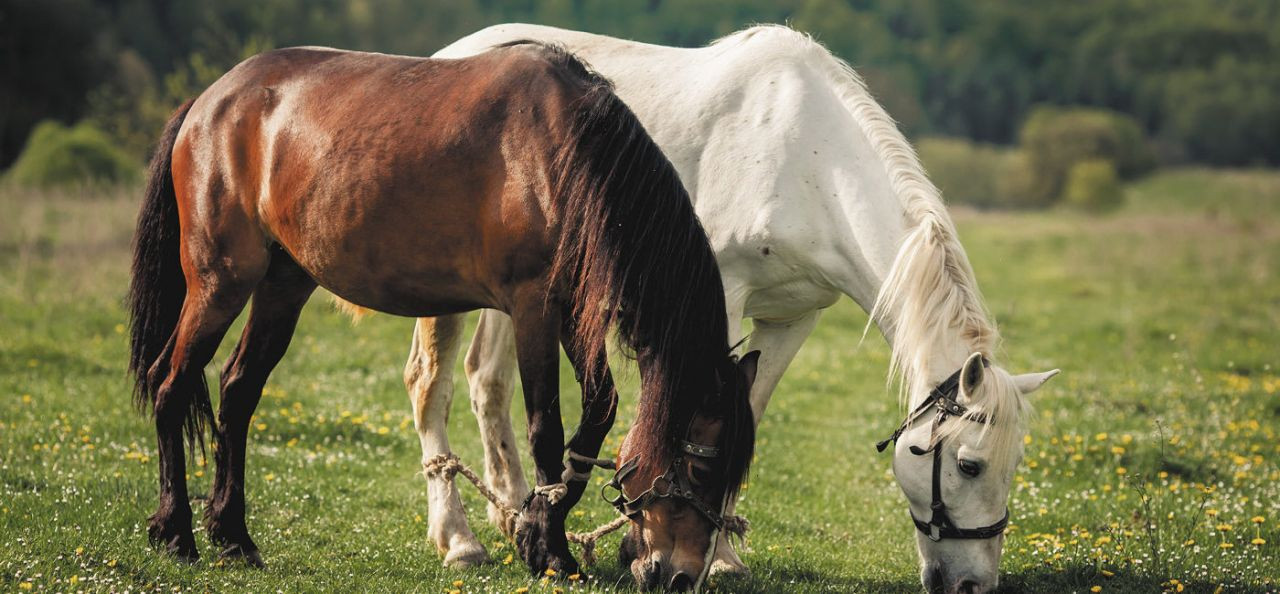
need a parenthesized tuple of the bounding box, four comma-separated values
(875, 358, 1009, 542)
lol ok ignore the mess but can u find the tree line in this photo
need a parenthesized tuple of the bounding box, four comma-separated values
(4, 0, 1277, 173)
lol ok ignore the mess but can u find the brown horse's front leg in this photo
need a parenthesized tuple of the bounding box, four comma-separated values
(510, 300, 578, 576)
(558, 314, 619, 512)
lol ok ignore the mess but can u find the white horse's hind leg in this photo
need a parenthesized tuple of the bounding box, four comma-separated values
(710, 309, 821, 576)
(406, 315, 488, 568)
(464, 309, 529, 537)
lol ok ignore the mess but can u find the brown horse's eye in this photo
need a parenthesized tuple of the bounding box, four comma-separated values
(686, 461, 714, 487)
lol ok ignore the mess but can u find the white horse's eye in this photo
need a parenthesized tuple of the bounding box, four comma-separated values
(957, 459, 983, 477)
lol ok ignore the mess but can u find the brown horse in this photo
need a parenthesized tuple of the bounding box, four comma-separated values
(126, 42, 757, 588)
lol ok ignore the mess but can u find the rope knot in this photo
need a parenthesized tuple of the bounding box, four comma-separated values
(532, 482, 569, 506)
(423, 453, 464, 480)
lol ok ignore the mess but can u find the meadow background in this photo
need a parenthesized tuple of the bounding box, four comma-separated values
(3, 0, 1280, 592)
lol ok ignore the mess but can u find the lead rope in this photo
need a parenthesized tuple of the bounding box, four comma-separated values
(421, 453, 749, 566)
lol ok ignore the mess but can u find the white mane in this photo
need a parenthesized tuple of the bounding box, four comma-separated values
(727, 26, 1027, 460)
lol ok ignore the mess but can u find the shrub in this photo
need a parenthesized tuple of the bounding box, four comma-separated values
(1019, 106, 1154, 205)
(5, 120, 140, 187)
(919, 136, 1039, 209)
(1063, 159, 1124, 212)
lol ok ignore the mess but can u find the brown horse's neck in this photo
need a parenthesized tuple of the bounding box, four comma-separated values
(533, 40, 748, 491)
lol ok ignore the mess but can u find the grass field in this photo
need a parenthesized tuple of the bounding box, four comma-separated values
(2, 168, 1278, 593)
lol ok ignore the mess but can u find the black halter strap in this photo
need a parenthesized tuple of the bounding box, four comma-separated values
(601, 439, 727, 529)
(877, 358, 1009, 542)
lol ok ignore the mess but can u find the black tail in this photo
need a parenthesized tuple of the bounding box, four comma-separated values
(127, 99, 210, 448)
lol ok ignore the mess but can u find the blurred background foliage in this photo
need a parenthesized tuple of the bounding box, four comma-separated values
(2, 0, 1277, 206)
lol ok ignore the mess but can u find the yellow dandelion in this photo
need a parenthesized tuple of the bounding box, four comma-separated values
(1206, 509, 1219, 517)
(544, 568, 557, 577)
(1090, 586, 1102, 593)
(1115, 467, 1127, 475)
(1251, 516, 1265, 524)
(1219, 542, 1233, 549)
(264, 473, 276, 482)
(568, 573, 581, 581)
(75, 546, 84, 555)
(1095, 432, 1108, 441)
(1216, 524, 1232, 532)
(1110, 446, 1125, 455)
(107, 559, 117, 567)
(503, 553, 513, 565)
(514, 588, 529, 594)
(1252, 538, 1266, 546)
(452, 580, 464, 587)
(1101, 569, 1114, 577)
(19, 583, 32, 590)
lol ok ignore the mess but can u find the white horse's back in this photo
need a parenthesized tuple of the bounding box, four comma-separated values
(441, 24, 906, 316)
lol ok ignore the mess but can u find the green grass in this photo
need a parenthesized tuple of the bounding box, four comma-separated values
(2, 169, 1278, 593)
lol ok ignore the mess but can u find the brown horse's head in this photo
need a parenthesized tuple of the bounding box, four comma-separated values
(612, 352, 758, 592)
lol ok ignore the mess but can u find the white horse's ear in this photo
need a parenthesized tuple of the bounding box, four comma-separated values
(1011, 369, 1060, 394)
(959, 352, 986, 399)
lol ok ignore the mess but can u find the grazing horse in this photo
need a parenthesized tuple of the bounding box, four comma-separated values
(400, 25, 1058, 593)
(126, 42, 758, 587)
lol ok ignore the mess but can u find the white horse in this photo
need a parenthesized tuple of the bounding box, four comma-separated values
(400, 24, 1058, 593)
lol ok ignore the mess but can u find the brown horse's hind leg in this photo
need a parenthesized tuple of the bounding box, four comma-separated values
(509, 295, 578, 576)
(147, 258, 266, 561)
(206, 250, 315, 566)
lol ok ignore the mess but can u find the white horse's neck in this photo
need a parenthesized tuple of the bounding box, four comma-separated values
(438, 24, 996, 401)
(793, 34, 997, 401)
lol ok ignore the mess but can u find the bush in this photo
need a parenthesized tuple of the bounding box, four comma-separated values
(1019, 106, 1154, 205)
(919, 136, 1040, 209)
(1063, 159, 1124, 212)
(5, 120, 141, 187)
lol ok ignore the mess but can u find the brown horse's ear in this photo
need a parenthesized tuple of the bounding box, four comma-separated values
(737, 350, 761, 388)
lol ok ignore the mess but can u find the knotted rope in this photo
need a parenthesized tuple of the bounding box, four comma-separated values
(421, 452, 750, 567)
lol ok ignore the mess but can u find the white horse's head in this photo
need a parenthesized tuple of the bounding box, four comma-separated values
(888, 353, 1057, 594)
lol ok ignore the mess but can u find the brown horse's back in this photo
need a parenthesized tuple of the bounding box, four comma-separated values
(171, 46, 582, 317)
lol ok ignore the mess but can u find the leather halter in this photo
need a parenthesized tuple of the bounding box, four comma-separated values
(601, 440, 728, 529)
(877, 359, 1010, 542)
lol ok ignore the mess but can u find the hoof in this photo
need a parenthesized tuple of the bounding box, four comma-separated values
(515, 495, 578, 577)
(148, 518, 199, 563)
(218, 544, 265, 568)
(443, 540, 490, 568)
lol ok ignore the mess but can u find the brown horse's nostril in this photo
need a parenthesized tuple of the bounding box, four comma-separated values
(668, 571, 694, 592)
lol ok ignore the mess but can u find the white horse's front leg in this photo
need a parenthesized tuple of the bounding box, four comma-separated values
(406, 315, 488, 567)
(710, 309, 821, 576)
(464, 309, 529, 537)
